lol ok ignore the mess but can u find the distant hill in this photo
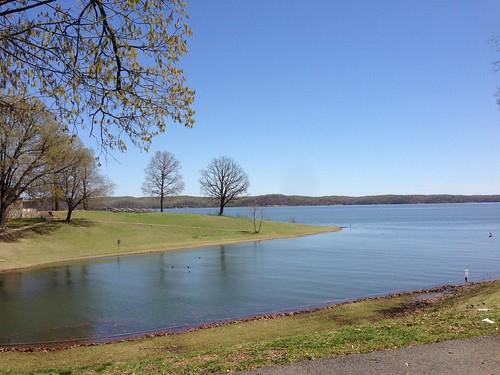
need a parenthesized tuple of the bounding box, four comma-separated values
(88, 194, 500, 210)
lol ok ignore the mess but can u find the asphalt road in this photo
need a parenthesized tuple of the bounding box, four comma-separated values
(239, 336, 500, 375)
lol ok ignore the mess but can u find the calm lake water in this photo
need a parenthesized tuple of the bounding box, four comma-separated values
(1, 203, 500, 345)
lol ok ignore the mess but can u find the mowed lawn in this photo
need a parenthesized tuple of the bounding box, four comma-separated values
(0, 211, 338, 271)
(0, 281, 498, 374)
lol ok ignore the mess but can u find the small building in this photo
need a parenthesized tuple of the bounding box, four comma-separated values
(7, 200, 39, 219)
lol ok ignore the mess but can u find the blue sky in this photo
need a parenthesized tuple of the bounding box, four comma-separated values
(90, 1, 500, 197)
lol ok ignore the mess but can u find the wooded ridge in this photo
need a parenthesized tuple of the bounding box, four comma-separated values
(77, 194, 500, 209)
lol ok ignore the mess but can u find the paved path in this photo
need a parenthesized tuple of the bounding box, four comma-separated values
(240, 336, 500, 375)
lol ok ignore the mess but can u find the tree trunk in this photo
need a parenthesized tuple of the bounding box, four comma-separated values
(82, 166, 88, 210)
(0, 204, 8, 229)
(65, 208, 73, 223)
(52, 175, 59, 211)
(83, 182, 88, 210)
(160, 193, 164, 212)
(52, 190, 59, 211)
(219, 200, 224, 216)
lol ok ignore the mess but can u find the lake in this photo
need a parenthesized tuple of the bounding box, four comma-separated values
(1, 203, 499, 345)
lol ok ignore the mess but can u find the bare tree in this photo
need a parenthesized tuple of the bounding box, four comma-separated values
(0, 0, 195, 151)
(0, 97, 73, 228)
(56, 145, 114, 222)
(142, 151, 184, 212)
(199, 156, 249, 216)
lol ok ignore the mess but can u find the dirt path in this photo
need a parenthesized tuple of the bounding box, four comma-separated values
(0, 221, 49, 241)
(240, 336, 500, 375)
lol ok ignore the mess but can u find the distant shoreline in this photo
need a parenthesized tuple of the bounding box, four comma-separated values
(68, 194, 500, 211)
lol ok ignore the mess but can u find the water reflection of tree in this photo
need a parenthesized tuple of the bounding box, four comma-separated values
(216, 244, 252, 309)
(159, 252, 168, 283)
(219, 245, 227, 274)
(0, 271, 22, 298)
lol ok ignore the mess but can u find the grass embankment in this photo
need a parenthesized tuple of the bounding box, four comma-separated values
(0, 211, 338, 272)
(0, 281, 499, 374)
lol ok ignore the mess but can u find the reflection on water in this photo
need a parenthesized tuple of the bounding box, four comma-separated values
(1, 203, 500, 345)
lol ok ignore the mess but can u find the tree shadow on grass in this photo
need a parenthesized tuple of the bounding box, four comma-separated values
(65, 219, 94, 228)
(0, 219, 95, 242)
(238, 230, 258, 234)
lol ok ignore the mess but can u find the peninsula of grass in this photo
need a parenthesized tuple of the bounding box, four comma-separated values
(0, 280, 499, 374)
(0, 210, 339, 272)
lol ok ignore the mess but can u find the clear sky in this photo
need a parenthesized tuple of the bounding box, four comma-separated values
(89, 0, 500, 197)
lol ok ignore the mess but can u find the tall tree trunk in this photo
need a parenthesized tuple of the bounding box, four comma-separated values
(219, 199, 224, 216)
(160, 192, 164, 212)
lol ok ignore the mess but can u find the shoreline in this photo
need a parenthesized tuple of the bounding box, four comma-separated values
(1, 279, 493, 352)
(0, 226, 340, 274)
(91, 198, 500, 209)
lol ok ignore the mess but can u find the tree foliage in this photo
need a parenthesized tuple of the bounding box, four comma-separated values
(0, 0, 195, 150)
(199, 156, 249, 216)
(142, 150, 184, 212)
(0, 97, 73, 227)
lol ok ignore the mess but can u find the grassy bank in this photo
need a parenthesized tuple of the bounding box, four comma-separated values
(0, 280, 498, 374)
(0, 211, 338, 272)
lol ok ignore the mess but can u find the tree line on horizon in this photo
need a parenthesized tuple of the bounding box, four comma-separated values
(88, 193, 500, 210)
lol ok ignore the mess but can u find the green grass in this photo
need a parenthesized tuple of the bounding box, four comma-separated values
(0, 211, 338, 272)
(0, 281, 498, 374)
